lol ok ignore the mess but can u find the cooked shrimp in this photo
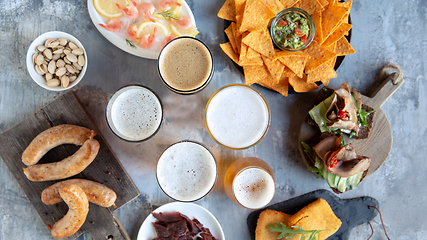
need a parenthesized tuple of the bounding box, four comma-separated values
(127, 24, 140, 40)
(99, 19, 123, 32)
(169, 16, 192, 29)
(140, 27, 157, 49)
(159, 0, 181, 11)
(140, 2, 156, 23)
(116, 0, 138, 19)
(162, 34, 177, 48)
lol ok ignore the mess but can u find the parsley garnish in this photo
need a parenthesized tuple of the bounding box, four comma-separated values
(267, 223, 329, 240)
(357, 108, 375, 128)
(126, 39, 136, 49)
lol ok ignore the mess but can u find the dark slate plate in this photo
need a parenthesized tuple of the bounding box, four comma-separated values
(247, 189, 379, 240)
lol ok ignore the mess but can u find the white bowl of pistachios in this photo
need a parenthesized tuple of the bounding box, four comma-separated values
(26, 31, 87, 91)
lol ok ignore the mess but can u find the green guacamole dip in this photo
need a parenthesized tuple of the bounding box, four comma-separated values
(273, 12, 311, 49)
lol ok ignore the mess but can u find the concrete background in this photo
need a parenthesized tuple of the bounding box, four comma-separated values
(0, 0, 425, 239)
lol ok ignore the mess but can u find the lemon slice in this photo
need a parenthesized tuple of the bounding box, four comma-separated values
(169, 21, 199, 37)
(94, 0, 129, 18)
(137, 21, 170, 38)
(155, 0, 182, 19)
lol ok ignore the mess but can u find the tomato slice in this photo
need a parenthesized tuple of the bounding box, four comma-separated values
(278, 19, 287, 27)
(294, 27, 304, 36)
(301, 35, 307, 43)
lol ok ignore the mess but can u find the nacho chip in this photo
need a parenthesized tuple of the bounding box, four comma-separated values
(318, 0, 329, 7)
(262, 55, 285, 81)
(288, 199, 342, 240)
(261, 0, 285, 14)
(303, 40, 336, 73)
(257, 67, 290, 96)
(235, 0, 246, 17)
(279, 0, 300, 8)
(225, 22, 238, 53)
(321, 22, 352, 46)
(321, 5, 348, 40)
(306, 62, 337, 83)
(242, 28, 275, 58)
(255, 209, 292, 240)
(240, 0, 275, 33)
(338, 0, 352, 9)
(335, 36, 355, 56)
(239, 42, 249, 65)
(217, 0, 236, 21)
(292, 0, 324, 15)
(274, 51, 310, 78)
(243, 47, 264, 65)
(243, 64, 270, 85)
(311, 10, 323, 44)
(289, 74, 318, 92)
(220, 42, 240, 64)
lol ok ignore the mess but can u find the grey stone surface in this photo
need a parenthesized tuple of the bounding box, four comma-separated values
(0, 0, 425, 239)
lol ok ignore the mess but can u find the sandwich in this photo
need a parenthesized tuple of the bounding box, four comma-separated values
(302, 83, 375, 193)
(307, 83, 375, 139)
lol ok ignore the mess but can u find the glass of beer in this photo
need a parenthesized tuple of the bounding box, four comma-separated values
(157, 37, 214, 94)
(156, 140, 217, 202)
(224, 157, 275, 209)
(204, 84, 271, 150)
(105, 84, 163, 142)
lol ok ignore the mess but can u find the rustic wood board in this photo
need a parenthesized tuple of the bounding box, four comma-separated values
(299, 73, 404, 179)
(0, 91, 140, 240)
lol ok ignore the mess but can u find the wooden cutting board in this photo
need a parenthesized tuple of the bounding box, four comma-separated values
(0, 91, 140, 240)
(299, 68, 404, 178)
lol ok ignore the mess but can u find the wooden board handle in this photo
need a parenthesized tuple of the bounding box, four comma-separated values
(369, 64, 405, 107)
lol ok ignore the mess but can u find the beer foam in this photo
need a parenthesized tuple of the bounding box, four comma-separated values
(108, 86, 162, 141)
(206, 85, 269, 149)
(157, 142, 217, 201)
(233, 168, 275, 209)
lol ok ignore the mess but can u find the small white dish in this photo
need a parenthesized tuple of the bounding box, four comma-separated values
(26, 31, 87, 91)
(137, 202, 225, 240)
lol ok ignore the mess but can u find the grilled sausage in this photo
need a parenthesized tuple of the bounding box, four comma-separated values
(42, 179, 116, 207)
(50, 183, 89, 238)
(23, 138, 100, 182)
(22, 124, 95, 166)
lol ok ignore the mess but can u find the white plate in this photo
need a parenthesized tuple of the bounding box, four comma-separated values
(88, 0, 197, 59)
(137, 202, 225, 240)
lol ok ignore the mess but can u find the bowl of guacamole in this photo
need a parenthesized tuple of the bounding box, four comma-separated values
(270, 8, 315, 51)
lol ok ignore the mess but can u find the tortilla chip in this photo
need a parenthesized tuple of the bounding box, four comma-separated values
(335, 36, 355, 56)
(327, 0, 337, 6)
(289, 74, 318, 92)
(262, 55, 285, 81)
(240, 0, 275, 33)
(288, 199, 342, 240)
(217, 0, 236, 21)
(292, 0, 324, 15)
(279, 0, 300, 8)
(261, 0, 285, 14)
(321, 22, 352, 46)
(243, 64, 270, 85)
(239, 43, 248, 65)
(257, 66, 290, 97)
(303, 40, 337, 73)
(321, 5, 348, 40)
(273, 51, 310, 78)
(311, 10, 323, 44)
(235, 0, 246, 17)
(338, 0, 352, 9)
(306, 62, 337, 83)
(318, 0, 329, 7)
(243, 47, 264, 65)
(242, 28, 275, 58)
(220, 42, 240, 64)
(255, 209, 292, 240)
(225, 22, 238, 53)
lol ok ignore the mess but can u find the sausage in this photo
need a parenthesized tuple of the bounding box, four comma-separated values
(50, 183, 89, 238)
(42, 179, 117, 207)
(22, 124, 95, 166)
(23, 138, 100, 182)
